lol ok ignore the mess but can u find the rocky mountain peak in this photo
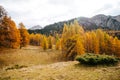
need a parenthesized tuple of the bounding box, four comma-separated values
(29, 25, 42, 30)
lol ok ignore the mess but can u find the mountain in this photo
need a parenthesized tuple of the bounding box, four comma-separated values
(91, 14, 120, 30)
(77, 14, 120, 30)
(113, 15, 120, 22)
(28, 14, 120, 35)
(29, 25, 42, 30)
(28, 25, 43, 34)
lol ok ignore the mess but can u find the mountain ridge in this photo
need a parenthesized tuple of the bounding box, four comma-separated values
(28, 14, 120, 34)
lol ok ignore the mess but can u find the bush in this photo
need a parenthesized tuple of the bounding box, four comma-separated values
(76, 53, 119, 66)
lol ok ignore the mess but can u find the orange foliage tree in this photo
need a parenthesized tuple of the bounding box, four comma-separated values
(55, 34, 61, 50)
(18, 23, 29, 48)
(61, 21, 85, 60)
(84, 29, 120, 56)
(28, 21, 120, 58)
(29, 33, 42, 46)
(48, 36, 53, 49)
(61, 21, 120, 60)
(0, 16, 20, 48)
(41, 35, 48, 50)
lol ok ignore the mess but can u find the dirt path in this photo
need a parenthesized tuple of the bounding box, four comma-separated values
(21, 45, 41, 50)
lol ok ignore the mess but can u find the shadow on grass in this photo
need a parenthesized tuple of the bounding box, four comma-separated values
(5, 64, 27, 71)
(74, 62, 119, 70)
(0, 76, 11, 80)
(74, 63, 96, 68)
(0, 58, 5, 68)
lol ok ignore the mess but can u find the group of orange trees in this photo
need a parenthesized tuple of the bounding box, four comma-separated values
(61, 21, 120, 60)
(0, 16, 29, 49)
(0, 16, 57, 50)
(0, 16, 120, 60)
(29, 21, 120, 60)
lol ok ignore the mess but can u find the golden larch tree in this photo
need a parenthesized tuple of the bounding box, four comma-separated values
(48, 36, 53, 49)
(0, 16, 20, 48)
(41, 35, 48, 50)
(18, 22, 29, 48)
(61, 21, 85, 60)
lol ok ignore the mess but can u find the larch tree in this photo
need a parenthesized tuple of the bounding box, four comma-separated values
(18, 22, 29, 48)
(84, 32, 91, 53)
(48, 36, 53, 49)
(55, 33, 61, 50)
(76, 38, 85, 55)
(114, 37, 120, 56)
(0, 16, 20, 48)
(29, 33, 34, 45)
(29, 33, 41, 46)
(61, 21, 85, 60)
(61, 24, 69, 54)
(96, 29, 106, 54)
(34, 34, 42, 46)
(56, 39, 61, 50)
(91, 31, 99, 54)
(41, 35, 48, 50)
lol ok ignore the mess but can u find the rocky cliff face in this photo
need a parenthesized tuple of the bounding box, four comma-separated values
(77, 14, 120, 30)
(113, 15, 120, 22)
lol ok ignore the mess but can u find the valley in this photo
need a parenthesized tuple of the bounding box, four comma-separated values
(0, 2, 120, 80)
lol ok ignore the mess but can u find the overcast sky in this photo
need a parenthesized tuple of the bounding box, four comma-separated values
(0, 0, 120, 28)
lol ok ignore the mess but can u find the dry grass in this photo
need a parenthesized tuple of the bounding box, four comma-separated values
(0, 46, 120, 80)
(0, 45, 63, 68)
(0, 61, 120, 80)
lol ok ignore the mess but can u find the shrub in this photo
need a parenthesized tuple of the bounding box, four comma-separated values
(76, 53, 119, 66)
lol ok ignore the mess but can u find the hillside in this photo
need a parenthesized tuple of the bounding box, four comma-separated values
(28, 14, 120, 35)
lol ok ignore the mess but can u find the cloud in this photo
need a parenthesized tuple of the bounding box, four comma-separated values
(94, 4, 113, 13)
(93, 0, 120, 16)
(48, 0, 76, 6)
(0, 0, 120, 28)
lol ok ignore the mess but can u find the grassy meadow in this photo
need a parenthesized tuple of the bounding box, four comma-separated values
(0, 46, 120, 80)
(0, 45, 63, 68)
